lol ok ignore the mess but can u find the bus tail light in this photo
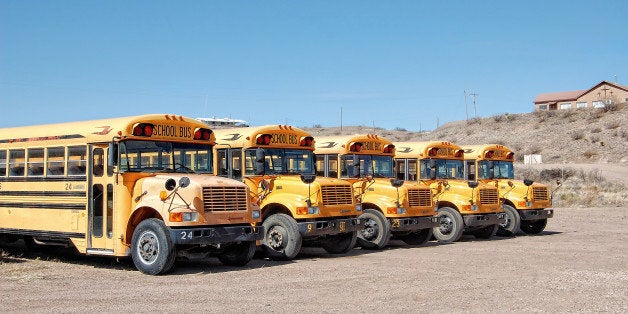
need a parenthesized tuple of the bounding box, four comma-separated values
(300, 136, 314, 147)
(349, 142, 363, 152)
(132, 123, 154, 137)
(256, 134, 272, 145)
(383, 144, 395, 154)
(194, 128, 213, 141)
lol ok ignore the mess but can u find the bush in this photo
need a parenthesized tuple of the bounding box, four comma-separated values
(583, 150, 598, 159)
(570, 131, 585, 140)
(605, 121, 621, 129)
(591, 127, 602, 133)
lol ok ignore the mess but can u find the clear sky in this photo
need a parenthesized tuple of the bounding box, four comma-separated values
(1, 1, 627, 131)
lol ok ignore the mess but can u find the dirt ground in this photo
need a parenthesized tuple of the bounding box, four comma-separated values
(1, 207, 627, 313)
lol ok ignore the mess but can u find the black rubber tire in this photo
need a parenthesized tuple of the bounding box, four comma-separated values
(321, 231, 357, 254)
(261, 213, 302, 260)
(497, 204, 521, 236)
(399, 228, 433, 245)
(472, 224, 499, 239)
(357, 209, 391, 249)
(433, 207, 464, 243)
(218, 241, 256, 266)
(131, 218, 176, 275)
(520, 218, 548, 234)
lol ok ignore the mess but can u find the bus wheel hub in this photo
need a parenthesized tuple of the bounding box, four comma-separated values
(267, 227, 285, 249)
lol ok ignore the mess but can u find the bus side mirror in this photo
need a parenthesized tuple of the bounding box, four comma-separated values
(254, 147, 266, 175)
(165, 178, 177, 191)
(523, 179, 534, 186)
(300, 174, 316, 184)
(312, 153, 318, 173)
(107, 142, 118, 167)
(467, 181, 479, 189)
(390, 179, 404, 188)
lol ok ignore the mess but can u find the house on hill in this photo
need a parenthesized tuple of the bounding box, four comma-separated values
(534, 80, 628, 111)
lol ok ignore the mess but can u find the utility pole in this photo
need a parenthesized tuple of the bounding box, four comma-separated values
(464, 90, 468, 120)
(340, 107, 343, 131)
(470, 92, 479, 118)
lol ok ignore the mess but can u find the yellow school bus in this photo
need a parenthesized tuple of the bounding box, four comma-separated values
(0, 114, 262, 275)
(213, 125, 363, 260)
(462, 144, 553, 235)
(394, 141, 505, 242)
(314, 134, 438, 249)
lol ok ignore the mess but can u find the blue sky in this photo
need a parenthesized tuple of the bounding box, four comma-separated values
(1, 1, 627, 131)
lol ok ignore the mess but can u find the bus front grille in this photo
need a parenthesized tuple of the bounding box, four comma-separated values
(479, 188, 499, 205)
(202, 186, 248, 212)
(407, 188, 432, 207)
(321, 185, 353, 205)
(533, 187, 549, 201)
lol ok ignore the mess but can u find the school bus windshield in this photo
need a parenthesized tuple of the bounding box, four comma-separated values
(478, 160, 514, 179)
(119, 140, 213, 173)
(420, 159, 465, 180)
(341, 155, 394, 178)
(245, 148, 314, 175)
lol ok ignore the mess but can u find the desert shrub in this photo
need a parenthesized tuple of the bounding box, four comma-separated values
(583, 149, 598, 159)
(590, 127, 602, 133)
(605, 121, 621, 129)
(570, 131, 585, 140)
(493, 114, 505, 122)
(561, 109, 576, 119)
(589, 135, 600, 143)
(394, 127, 407, 132)
(539, 167, 576, 181)
(467, 117, 482, 125)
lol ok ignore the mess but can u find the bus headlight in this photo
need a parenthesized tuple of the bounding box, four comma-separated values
(355, 204, 362, 211)
(169, 212, 198, 222)
(252, 210, 261, 219)
(397, 207, 407, 214)
(308, 206, 320, 215)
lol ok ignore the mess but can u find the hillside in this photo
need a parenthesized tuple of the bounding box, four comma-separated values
(305, 104, 628, 164)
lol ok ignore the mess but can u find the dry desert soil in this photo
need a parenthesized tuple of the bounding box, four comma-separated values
(1, 207, 626, 313)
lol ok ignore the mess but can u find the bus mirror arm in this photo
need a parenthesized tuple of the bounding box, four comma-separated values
(107, 142, 118, 167)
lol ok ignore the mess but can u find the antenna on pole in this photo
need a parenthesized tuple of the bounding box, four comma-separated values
(470, 92, 479, 118)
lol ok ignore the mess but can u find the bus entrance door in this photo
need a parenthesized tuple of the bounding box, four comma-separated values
(87, 145, 115, 254)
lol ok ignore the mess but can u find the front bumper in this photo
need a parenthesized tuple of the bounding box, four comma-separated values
(463, 213, 506, 227)
(390, 216, 440, 232)
(519, 209, 554, 221)
(297, 217, 364, 237)
(169, 225, 264, 245)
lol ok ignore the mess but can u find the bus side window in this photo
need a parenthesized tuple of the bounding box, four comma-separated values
(231, 149, 242, 181)
(328, 157, 338, 178)
(216, 149, 228, 177)
(395, 159, 406, 180)
(467, 161, 476, 180)
(0, 150, 7, 177)
(8, 149, 25, 177)
(315, 155, 325, 177)
(93, 148, 104, 177)
(68, 146, 87, 175)
(27, 148, 44, 176)
(47, 147, 65, 176)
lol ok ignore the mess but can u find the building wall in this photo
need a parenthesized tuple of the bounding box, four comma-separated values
(535, 82, 628, 111)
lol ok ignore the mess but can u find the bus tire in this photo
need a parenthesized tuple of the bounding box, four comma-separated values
(472, 224, 498, 239)
(357, 209, 391, 249)
(321, 231, 357, 254)
(520, 218, 548, 234)
(497, 204, 521, 236)
(399, 228, 433, 245)
(433, 207, 464, 243)
(218, 241, 256, 266)
(131, 218, 176, 275)
(262, 213, 302, 260)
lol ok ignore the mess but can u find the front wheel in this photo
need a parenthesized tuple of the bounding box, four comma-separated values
(357, 209, 391, 249)
(320, 231, 357, 254)
(398, 228, 433, 245)
(433, 207, 464, 243)
(131, 218, 176, 275)
(218, 241, 256, 266)
(520, 218, 548, 234)
(497, 204, 521, 236)
(262, 214, 302, 260)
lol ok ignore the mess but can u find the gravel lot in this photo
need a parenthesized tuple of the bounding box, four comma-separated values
(1, 207, 626, 313)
